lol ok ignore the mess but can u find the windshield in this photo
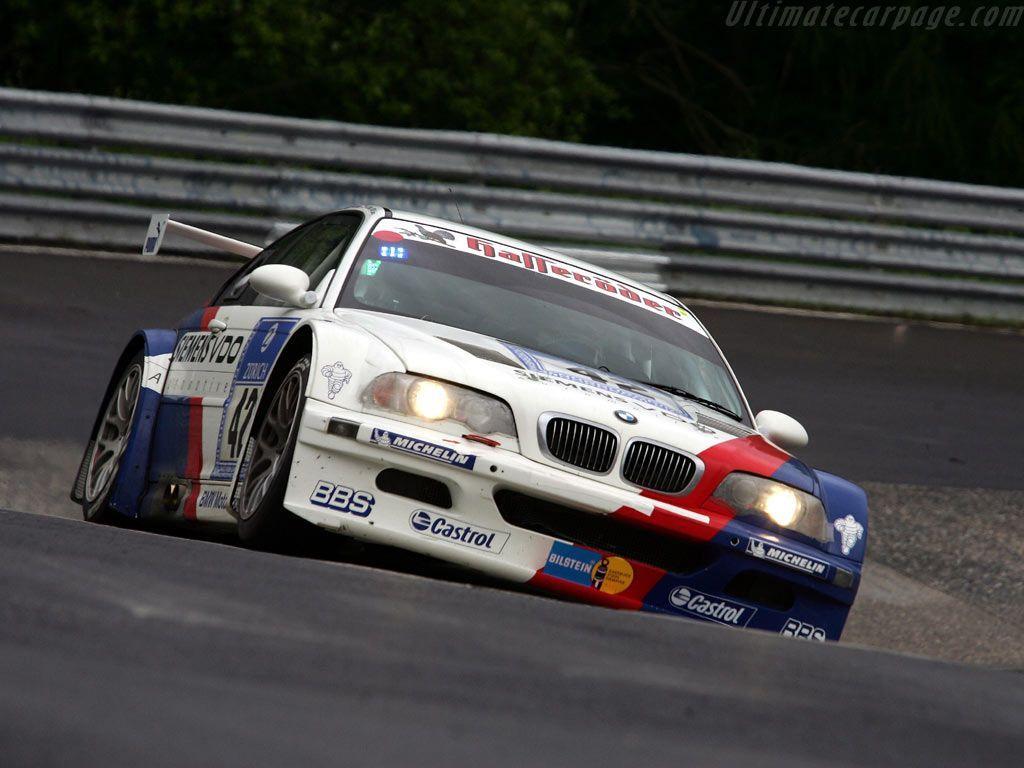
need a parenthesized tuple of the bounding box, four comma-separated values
(338, 219, 747, 421)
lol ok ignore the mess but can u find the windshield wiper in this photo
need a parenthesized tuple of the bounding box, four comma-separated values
(642, 382, 743, 422)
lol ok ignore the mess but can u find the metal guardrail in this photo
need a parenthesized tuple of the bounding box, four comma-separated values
(1, 87, 1022, 324)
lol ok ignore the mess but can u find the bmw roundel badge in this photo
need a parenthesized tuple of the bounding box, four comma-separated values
(614, 410, 638, 424)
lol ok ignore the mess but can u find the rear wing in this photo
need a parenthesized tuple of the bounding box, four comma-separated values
(142, 214, 262, 259)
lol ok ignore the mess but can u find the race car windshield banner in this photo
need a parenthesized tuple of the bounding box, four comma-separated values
(369, 219, 709, 337)
(338, 219, 745, 413)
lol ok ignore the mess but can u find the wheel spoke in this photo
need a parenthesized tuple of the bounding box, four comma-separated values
(84, 362, 142, 504)
(243, 456, 277, 514)
(257, 420, 282, 453)
(115, 368, 137, 420)
(238, 364, 304, 521)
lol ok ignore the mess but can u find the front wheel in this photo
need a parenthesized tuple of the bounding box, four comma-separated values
(81, 352, 144, 522)
(236, 355, 310, 547)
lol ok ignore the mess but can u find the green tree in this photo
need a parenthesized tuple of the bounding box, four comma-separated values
(4, 0, 1024, 185)
(574, 0, 1024, 185)
(0, 0, 611, 140)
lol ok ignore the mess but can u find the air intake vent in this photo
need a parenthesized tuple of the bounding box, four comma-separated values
(495, 491, 717, 575)
(622, 441, 697, 493)
(543, 416, 618, 473)
(376, 468, 452, 509)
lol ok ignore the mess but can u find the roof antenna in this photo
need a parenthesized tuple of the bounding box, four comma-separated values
(449, 187, 465, 224)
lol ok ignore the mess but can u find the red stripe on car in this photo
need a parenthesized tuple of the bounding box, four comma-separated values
(611, 435, 790, 541)
(685, 434, 790, 507)
(183, 396, 204, 519)
(200, 306, 219, 330)
(528, 554, 665, 608)
(613, 502, 730, 542)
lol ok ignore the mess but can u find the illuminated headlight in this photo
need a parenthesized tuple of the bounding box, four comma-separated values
(408, 379, 450, 420)
(361, 373, 516, 437)
(713, 473, 831, 543)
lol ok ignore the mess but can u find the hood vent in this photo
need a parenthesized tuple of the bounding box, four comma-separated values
(697, 412, 752, 438)
(542, 416, 618, 473)
(437, 337, 523, 368)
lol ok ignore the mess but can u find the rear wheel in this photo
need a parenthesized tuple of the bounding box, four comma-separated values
(82, 352, 143, 522)
(236, 355, 310, 547)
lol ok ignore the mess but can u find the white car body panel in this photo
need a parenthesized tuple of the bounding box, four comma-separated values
(80, 204, 865, 641)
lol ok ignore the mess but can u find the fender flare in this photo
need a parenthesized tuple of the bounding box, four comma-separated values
(225, 316, 404, 508)
(284, 317, 405, 407)
(238, 316, 405, 424)
(71, 329, 177, 518)
(813, 470, 869, 563)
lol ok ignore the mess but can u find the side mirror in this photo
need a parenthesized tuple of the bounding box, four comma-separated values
(755, 410, 808, 452)
(248, 264, 317, 308)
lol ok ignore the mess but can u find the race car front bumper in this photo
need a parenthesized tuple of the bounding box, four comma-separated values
(283, 399, 861, 641)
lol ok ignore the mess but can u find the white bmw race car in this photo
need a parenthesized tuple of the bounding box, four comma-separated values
(72, 205, 867, 640)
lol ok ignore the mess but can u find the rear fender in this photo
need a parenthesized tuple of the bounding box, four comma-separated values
(70, 330, 177, 518)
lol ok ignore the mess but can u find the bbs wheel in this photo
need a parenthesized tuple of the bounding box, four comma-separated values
(81, 352, 144, 522)
(236, 355, 310, 547)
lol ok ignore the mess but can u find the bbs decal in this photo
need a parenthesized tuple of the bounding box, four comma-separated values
(309, 481, 375, 517)
(780, 618, 826, 642)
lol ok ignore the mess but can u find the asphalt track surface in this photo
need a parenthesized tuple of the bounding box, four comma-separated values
(2, 249, 1023, 766)
(2, 508, 1023, 768)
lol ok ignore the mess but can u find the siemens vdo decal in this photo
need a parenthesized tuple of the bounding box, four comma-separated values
(409, 510, 509, 553)
(173, 332, 246, 367)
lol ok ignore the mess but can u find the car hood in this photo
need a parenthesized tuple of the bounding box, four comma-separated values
(339, 309, 809, 498)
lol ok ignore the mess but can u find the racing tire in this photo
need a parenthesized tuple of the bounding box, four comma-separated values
(80, 351, 144, 523)
(236, 354, 311, 548)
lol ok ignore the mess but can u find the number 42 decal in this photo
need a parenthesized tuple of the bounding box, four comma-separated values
(222, 386, 260, 461)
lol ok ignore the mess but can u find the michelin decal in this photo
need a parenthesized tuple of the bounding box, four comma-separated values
(747, 537, 829, 578)
(833, 514, 865, 556)
(369, 429, 476, 470)
(321, 362, 352, 399)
